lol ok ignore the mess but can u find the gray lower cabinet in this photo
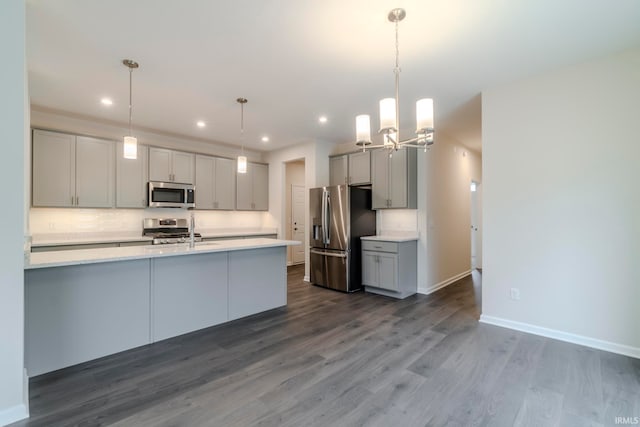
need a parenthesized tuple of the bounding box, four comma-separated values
(153, 253, 228, 341)
(25, 260, 151, 377)
(25, 246, 288, 376)
(362, 239, 417, 299)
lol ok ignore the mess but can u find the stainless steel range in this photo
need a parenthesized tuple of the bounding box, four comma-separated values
(143, 218, 202, 245)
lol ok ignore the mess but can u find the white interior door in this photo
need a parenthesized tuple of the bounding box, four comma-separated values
(470, 181, 480, 269)
(291, 184, 306, 264)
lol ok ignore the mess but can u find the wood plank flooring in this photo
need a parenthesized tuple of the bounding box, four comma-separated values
(11, 265, 639, 427)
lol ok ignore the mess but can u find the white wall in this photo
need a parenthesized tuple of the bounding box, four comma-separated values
(481, 48, 640, 357)
(0, 1, 29, 424)
(265, 141, 333, 279)
(285, 161, 305, 264)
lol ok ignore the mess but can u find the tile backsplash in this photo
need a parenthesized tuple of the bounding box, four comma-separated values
(377, 209, 418, 234)
(30, 208, 268, 235)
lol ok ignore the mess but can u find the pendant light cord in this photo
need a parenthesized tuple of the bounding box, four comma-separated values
(394, 16, 401, 144)
(240, 100, 245, 155)
(128, 66, 133, 136)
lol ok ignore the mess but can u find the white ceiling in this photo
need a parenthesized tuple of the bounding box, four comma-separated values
(26, 0, 640, 153)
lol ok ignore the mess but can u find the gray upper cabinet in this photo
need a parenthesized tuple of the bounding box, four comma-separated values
(329, 151, 371, 186)
(33, 130, 114, 208)
(330, 155, 348, 186)
(236, 162, 268, 211)
(149, 147, 194, 184)
(371, 148, 417, 209)
(116, 143, 148, 208)
(348, 151, 371, 185)
(195, 155, 236, 210)
(33, 130, 75, 207)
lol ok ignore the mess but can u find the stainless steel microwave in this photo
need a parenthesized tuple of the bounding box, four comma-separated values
(148, 181, 195, 208)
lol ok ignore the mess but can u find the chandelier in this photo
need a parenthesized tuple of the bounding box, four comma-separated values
(355, 8, 434, 152)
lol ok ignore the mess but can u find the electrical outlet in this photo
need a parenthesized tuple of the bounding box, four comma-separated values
(48, 222, 55, 230)
(510, 288, 521, 301)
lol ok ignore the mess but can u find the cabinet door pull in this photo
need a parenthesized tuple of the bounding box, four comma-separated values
(71, 196, 74, 205)
(76, 196, 79, 205)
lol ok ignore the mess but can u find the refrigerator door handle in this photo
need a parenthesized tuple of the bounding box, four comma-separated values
(310, 249, 347, 258)
(321, 189, 327, 244)
(325, 191, 331, 244)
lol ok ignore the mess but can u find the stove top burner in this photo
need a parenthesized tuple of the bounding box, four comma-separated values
(142, 218, 201, 245)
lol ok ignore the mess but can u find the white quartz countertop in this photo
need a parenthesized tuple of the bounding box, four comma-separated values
(26, 238, 300, 270)
(30, 229, 279, 247)
(361, 234, 419, 242)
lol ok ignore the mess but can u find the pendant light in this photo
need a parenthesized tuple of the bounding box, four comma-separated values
(355, 8, 434, 152)
(122, 59, 139, 159)
(236, 97, 248, 174)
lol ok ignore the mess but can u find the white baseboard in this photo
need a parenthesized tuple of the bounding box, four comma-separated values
(418, 270, 471, 295)
(303, 275, 310, 282)
(480, 315, 640, 359)
(0, 403, 29, 426)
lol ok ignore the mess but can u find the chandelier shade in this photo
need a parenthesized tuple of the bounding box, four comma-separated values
(354, 8, 435, 151)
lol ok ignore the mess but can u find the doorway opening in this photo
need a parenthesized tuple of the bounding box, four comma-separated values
(285, 160, 305, 266)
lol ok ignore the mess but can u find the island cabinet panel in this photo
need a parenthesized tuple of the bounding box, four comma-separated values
(228, 247, 287, 320)
(25, 260, 151, 377)
(152, 252, 229, 341)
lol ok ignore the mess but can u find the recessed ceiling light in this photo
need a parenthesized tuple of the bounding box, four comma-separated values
(319, 116, 328, 124)
(261, 136, 269, 143)
(100, 98, 113, 106)
(196, 121, 206, 128)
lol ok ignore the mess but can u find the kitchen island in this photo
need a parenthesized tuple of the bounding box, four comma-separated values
(25, 238, 298, 377)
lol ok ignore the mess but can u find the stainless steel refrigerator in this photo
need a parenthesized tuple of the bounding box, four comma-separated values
(309, 185, 376, 292)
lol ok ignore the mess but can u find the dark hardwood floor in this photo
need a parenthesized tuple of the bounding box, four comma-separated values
(11, 265, 639, 427)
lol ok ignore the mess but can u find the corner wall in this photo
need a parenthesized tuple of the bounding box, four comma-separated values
(265, 141, 333, 279)
(422, 133, 482, 293)
(0, 0, 29, 424)
(481, 48, 640, 357)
